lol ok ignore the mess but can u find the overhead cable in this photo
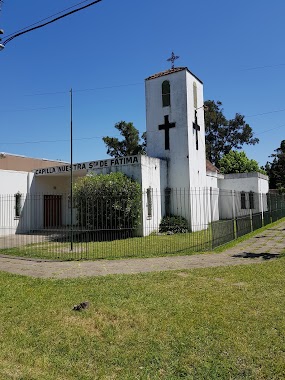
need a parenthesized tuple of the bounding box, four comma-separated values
(3, 0, 103, 46)
(3, 0, 92, 39)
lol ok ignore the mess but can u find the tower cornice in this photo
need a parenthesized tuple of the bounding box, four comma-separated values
(145, 67, 203, 84)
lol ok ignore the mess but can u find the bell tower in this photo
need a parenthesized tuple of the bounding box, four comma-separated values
(145, 66, 207, 190)
(145, 65, 207, 231)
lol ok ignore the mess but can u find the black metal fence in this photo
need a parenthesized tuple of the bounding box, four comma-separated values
(0, 190, 285, 260)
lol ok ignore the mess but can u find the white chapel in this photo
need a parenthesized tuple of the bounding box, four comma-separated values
(0, 65, 269, 236)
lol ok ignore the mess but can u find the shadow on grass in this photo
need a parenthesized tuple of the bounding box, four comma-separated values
(232, 252, 279, 260)
(266, 228, 285, 231)
(46, 230, 135, 243)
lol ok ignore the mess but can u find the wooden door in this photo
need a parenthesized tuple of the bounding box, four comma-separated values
(44, 195, 62, 228)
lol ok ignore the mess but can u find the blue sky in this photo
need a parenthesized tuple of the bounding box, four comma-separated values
(1, 0, 285, 166)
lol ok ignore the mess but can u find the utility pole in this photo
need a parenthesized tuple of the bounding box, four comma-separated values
(70, 88, 74, 251)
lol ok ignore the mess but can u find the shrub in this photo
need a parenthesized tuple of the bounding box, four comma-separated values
(159, 215, 189, 234)
(73, 172, 141, 231)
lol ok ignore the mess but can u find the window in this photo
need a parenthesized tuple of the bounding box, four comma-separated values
(14, 192, 22, 218)
(146, 187, 152, 218)
(162, 80, 170, 107)
(241, 192, 246, 209)
(68, 195, 72, 209)
(165, 187, 171, 216)
(193, 82, 198, 109)
(249, 192, 255, 209)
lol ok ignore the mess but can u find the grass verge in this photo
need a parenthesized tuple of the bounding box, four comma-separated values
(0, 217, 285, 261)
(0, 259, 284, 379)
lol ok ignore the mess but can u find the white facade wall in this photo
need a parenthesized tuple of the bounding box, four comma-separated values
(0, 169, 30, 194)
(140, 156, 167, 235)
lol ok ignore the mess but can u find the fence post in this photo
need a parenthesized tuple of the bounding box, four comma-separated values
(260, 192, 264, 225)
(231, 190, 235, 220)
(210, 187, 214, 249)
(250, 207, 253, 232)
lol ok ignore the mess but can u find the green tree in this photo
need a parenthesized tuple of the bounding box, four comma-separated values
(204, 100, 259, 167)
(218, 150, 265, 174)
(102, 121, 146, 157)
(264, 140, 285, 190)
(73, 172, 141, 232)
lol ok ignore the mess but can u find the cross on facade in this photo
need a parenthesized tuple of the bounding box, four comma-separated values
(193, 110, 201, 150)
(159, 115, 176, 150)
(167, 51, 179, 69)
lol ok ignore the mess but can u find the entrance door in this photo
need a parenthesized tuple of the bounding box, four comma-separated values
(44, 195, 62, 228)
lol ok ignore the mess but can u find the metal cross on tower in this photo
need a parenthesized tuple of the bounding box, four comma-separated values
(159, 115, 176, 150)
(193, 110, 201, 150)
(167, 52, 180, 69)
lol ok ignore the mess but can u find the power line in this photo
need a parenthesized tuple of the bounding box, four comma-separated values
(245, 108, 285, 118)
(4, 1, 93, 39)
(3, 0, 103, 46)
(0, 134, 121, 146)
(1, 120, 283, 147)
(74, 82, 143, 93)
(21, 84, 285, 119)
(256, 123, 285, 136)
(25, 91, 68, 97)
(241, 63, 285, 71)
(24, 82, 143, 97)
(0, 105, 65, 112)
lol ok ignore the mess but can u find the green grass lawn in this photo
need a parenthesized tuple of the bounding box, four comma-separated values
(0, 258, 285, 379)
(0, 228, 212, 260)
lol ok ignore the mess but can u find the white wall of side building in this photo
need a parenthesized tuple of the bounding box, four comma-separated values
(0, 169, 34, 235)
(218, 172, 269, 218)
(205, 172, 220, 223)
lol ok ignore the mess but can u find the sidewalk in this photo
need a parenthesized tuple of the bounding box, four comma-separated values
(0, 221, 284, 279)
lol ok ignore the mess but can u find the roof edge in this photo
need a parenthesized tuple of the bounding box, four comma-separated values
(145, 66, 203, 84)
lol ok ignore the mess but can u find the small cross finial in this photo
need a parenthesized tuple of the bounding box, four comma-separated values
(167, 51, 179, 69)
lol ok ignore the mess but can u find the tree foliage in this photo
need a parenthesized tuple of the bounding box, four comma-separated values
(264, 140, 285, 190)
(102, 121, 146, 157)
(218, 150, 265, 174)
(204, 100, 259, 167)
(73, 172, 141, 231)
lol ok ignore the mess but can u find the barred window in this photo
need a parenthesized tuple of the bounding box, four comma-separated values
(162, 80, 170, 107)
(249, 192, 255, 209)
(241, 192, 246, 209)
(14, 192, 22, 218)
(147, 187, 152, 218)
